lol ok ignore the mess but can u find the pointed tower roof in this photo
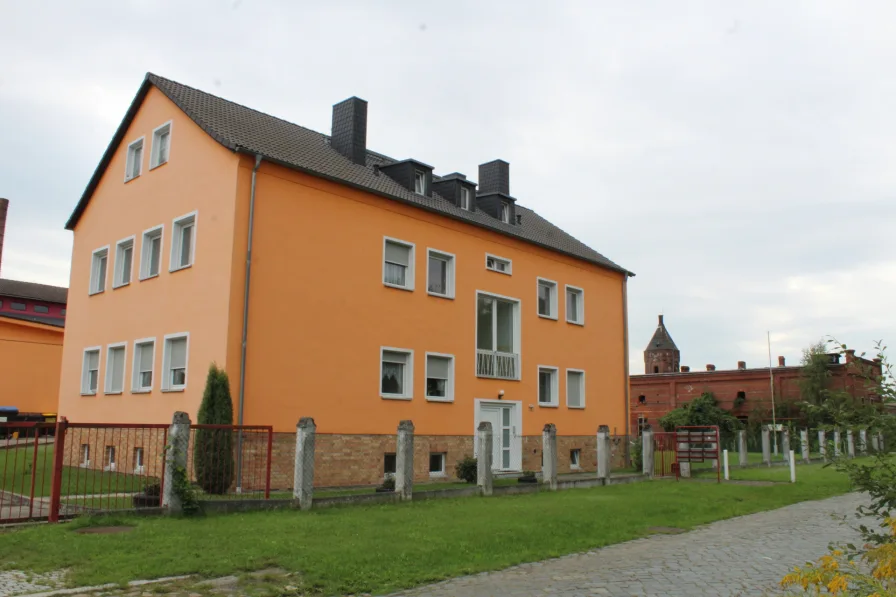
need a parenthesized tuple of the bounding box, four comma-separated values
(646, 315, 678, 351)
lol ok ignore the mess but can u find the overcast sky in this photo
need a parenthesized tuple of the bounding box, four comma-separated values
(1, 0, 893, 373)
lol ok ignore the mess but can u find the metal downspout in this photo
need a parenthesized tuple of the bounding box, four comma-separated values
(236, 153, 262, 491)
(622, 276, 632, 444)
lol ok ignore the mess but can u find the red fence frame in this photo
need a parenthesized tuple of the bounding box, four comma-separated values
(675, 425, 721, 484)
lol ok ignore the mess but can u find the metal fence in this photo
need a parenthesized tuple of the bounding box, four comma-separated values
(0, 420, 274, 523)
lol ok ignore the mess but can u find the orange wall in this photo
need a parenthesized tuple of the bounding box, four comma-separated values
(237, 160, 628, 436)
(0, 319, 63, 414)
(58, 87, 242, 423)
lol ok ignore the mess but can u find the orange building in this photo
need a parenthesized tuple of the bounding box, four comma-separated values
(0, 198, 67, 418)
(58, 73, 633, 484)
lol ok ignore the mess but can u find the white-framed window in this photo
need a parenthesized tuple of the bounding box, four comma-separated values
(485, 253, 512, 275)
(537, 278, 558, 319)
(80, 444, 90, 467)
(125, 137, 144, 182)
(132, 338, 155, 392)
(161, 333, 189, 392)
(133, 447, 145, 473)
(170, 211, 196, 272)
(426, 249, 455, 298)
(113, 236, 135, 288)
(500, 203, 510, 223)
(566, 285, 585, 325)
(476, 291, 521, 380)
(140, 225, 163, 280)
(566, 369, 585, 408)
(570, 449, 581, 469)
(104, 445, 116, 472)
(150, 121, 172, 169)
(104, 342, 127, 395)
(460, 187, 472, 211)
(414, 170, 426, 194)
(425, 353, 454, 402)
(538, 366, 559, 407)
(380, 347, 413, 400)
(81, 347, 101, 395)
(383, 237, 415, 291)
(429, 452, 446, 477)
(89, 246, 109, 295)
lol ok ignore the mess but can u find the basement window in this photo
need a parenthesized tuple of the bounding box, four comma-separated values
(429, 453, 446, 477)
(383, 453, 397, 475)
(570, 449, 581, 469)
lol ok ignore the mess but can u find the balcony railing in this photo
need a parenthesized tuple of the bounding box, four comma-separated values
(476, 349, 519, 380)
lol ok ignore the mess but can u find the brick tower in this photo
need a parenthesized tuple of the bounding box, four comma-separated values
(644, 314, 680, 374)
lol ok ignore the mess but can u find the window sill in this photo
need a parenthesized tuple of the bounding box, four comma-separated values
(381, 394, 412, 401)
(80, 392, 97, 397)
(103, 391, 123, 396)
(425, 397, 454, 403)
(426, 291, 455, 300)
(538, 402, 559, 408)
(383, 282, 414, 292)
(149, 160, 168, 171)
(169, 263, 193, 274)
(161, 388, 186, 393)
(570, 465, 581, 471)
(538, 314, 558, 321)
(139, 273, 160, 282)
(124, 174, 141, 183)
(88, 290, 105, 296)
(567, 405, 586, 410)
(429, 472, 447, 478)
(485, 268, 512, 276)
(131, 389, 152, 394)
(112, 281, 131, 290)
(566, 319, 585, 326)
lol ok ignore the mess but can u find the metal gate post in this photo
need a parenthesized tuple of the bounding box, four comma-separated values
(48, 417, 68, 523)
(27, 428, 40, 519)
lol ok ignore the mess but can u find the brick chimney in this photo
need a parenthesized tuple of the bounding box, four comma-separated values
(778, 356, 785, 367)
(0, 198, 7, 278)
(706, 364, 716, 371)
(331, 97, 368, 165)
(845, 349, 856, 363)
(737, 361, 746, 370)
(680, 365, 690, 372)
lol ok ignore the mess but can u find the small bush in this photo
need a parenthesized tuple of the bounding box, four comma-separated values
(380, 476, 395, 491)
(142, 482, 161, 497)
(455, 456, 477, 483)
(631, 438, 643, 472)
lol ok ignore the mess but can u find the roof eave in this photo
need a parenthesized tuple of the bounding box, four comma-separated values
(234, 148, 633, 276)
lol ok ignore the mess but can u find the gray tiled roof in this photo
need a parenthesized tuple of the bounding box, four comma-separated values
(0, 279, 68, 304)
(68, 73, 630, 275)
(646, 320, 678, 351)
(0, 311, 65, 328)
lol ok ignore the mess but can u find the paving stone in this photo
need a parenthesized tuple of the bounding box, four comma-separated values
(388, 492, 867, 597)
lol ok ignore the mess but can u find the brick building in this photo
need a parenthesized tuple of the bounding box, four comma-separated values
(630, 315, 882, 431)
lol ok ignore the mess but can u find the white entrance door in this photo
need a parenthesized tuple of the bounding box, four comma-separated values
(479, 403, 517, 471)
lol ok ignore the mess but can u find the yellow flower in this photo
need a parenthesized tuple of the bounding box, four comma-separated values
(826, 574, 848, 593)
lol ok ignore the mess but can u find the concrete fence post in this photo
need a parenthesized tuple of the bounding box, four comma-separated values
(818, 430, 827, 461)
(859, 429, 868, 455)
(396, 420, 415, 501)
(477, 422, 493, 496)
(871, 432, 880, 453)
(542, 423, 558, 490)
(737, 430, 748, 466)
(677, 430, 691, 478)
(642, 426, 654, 478)
(879, 432, 886, 453)
(597, 425, 611, 481)
(162, 411, 191, 513)
(293, 417, 315, 510)
(833, 429, 842, 458)
(781, 428, 791, 461)
(847, 430, 855, 459)
(761, 427, 771, 466)
(800, 429, 810, 464)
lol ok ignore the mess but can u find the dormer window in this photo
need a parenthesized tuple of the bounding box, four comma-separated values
(414, 170, 426, 195)
(500, 203, 510, 223)
(460, 187, 472, 211)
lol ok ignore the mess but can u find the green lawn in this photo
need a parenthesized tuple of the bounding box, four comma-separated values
(1, 445, 154, 497)
(0, 463, 855, 595)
